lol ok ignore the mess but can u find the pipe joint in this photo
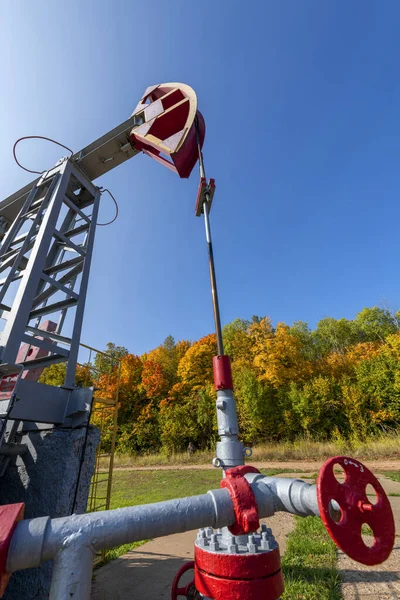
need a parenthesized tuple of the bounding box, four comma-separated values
(246, 474, 320, 518)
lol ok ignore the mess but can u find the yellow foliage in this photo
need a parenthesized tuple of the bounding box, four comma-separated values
(177, 334, 216, 389)
(253, 323, 312, 386)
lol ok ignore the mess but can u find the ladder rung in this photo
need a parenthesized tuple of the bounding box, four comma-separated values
(0, 248, 19, 262)
(20, 353, 67, 370)
(29, 297, 77, 319)
(93, 397, 115, 406)
(21, 334, 70, 358)
(91, 503, 107, 511)
(0, 254, 28, 276)
(26, 325, 72, 346)
(44, 256, 83, 275)
(63, 195, 91, 224)
(53, 230, 86, 256)
(19, 197, 45, 219)
(0, 272, 24, 286)
(9, 231, 29, 247)
(64, 223, 90, 238)
(0, 303, 11, 312)
(33, 263, 82, 308)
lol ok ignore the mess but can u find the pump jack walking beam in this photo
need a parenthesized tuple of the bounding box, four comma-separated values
(0, 83, 205, 432)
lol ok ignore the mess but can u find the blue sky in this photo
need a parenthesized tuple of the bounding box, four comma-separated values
(1, 1, 400, 355)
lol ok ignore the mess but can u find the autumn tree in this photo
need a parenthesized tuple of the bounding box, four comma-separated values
(177, 334, 217, 389)
(254, 323, 312, 386)
(94, 342, 129, 375)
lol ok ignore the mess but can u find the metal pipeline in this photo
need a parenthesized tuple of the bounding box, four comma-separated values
(7, 489, 234, 573)
(6, 476, 318, 599)
(7, 476, 318, 571)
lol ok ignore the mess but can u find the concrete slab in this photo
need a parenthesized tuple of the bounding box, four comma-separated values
(338, 544, 400, 599)
(91, 513, 295, 600)
(387, 497, 400, 537)
(378, 476, 400, 496)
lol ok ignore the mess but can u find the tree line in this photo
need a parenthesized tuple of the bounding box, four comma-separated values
(40, 306, 400, 453)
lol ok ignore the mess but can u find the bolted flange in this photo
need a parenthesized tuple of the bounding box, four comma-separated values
(194, 526, 284, 600)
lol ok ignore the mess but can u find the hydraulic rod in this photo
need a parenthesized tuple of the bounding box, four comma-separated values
(195, 119, 224, 356)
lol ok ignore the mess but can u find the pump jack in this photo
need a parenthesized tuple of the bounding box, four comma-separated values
(0, 83, 395, 599)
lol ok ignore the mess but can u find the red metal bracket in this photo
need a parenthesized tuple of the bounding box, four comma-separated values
(195, 178, 216, 217)
(220, 466, 260, 535)
(317, 456, 395, 565)
(0, 503, 24, 597)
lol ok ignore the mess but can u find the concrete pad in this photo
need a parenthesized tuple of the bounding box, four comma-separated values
(91, 513, 295, 600)
(337, 485, 400, 599)
(378, 476, 400, 496)
(387, 497, 400, 537)
(277, 472, 316, 479)
(338, 543, 400, 599)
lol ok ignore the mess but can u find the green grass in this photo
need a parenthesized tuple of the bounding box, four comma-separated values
(282, 517, 342, 599)
(382, 470, 400, 482)
(104, 432, 400, 469)
(109, 467, 303, 509)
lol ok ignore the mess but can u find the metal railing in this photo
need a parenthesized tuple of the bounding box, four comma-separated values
(77, 343, 121, 564)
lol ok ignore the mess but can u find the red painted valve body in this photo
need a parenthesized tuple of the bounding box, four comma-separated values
(195, 545, 284, 600)
(317, 456, 395, 565)
(0, 503, 24, 597)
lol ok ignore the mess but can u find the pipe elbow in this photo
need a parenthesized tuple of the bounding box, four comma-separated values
(246, 474, 320, 519)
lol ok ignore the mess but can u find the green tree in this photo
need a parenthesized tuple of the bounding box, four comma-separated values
(94, 342, 129, 375)
(313, 317, 361, 356)
(222, 318, 251, 362)
(289, 376, 343, 439)
(355, 307, 398, 342)
(234, 365, 279, 443)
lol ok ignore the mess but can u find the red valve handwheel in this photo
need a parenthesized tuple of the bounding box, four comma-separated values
(171, 561, 197, 599)
(317, 456, 395, 565)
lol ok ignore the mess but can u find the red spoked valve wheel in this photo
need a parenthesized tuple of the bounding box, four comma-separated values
(317, 456, 395, 565)
(171, 561, 198, 600)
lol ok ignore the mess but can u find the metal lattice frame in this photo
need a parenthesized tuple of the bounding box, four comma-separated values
(0, 158, 100, 388)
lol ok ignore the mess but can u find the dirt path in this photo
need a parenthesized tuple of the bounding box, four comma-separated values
(109, 459, 400, 472)
(338, 544, 400, 599)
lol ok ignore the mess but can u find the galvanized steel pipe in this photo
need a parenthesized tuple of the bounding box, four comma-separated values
(246, 473, 320, 518)
(6, 476, 318, 599)
(7, 489, 234, 573)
